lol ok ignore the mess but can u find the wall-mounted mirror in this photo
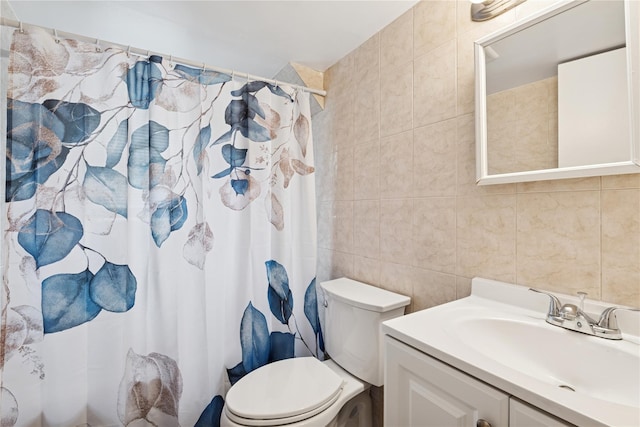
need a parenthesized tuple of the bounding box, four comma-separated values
(475, 0, 640, 185)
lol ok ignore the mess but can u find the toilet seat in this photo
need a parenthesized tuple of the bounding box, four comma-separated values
(224, 357, 345, 426)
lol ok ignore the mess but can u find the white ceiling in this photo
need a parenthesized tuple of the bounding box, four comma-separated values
(7, 0, 418, 79)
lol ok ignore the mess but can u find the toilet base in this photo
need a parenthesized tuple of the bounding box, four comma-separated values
(332, 390, 372, 427)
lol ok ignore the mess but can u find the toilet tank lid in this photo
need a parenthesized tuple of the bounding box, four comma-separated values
(320, 278, 410, 312)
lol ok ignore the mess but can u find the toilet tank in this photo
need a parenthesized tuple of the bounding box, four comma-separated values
(320, 278, 410, 387)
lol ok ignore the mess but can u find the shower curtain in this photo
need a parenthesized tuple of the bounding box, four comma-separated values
(1, 27, 321, 426)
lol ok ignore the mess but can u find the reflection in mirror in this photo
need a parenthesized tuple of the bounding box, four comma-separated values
(475, 0, 640, 185)
(487, 75, 558, 174)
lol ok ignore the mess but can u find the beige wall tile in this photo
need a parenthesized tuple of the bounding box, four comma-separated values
(456, 276, 472, 299)
(329, 97, 355, 149)
(335, 146, 354, 201)
(380, 61, 413, 137)
(414, 197, 456, 274)
(380, 130, 413, 199)
(456, 195, 517, 282)
(354, 140, 380, 200)
(333, 252, 355, 279)
(317, 201, 334, 250)
(353, 34, 381, 143)
(354, 200, 380, 259)
(456, 113, 516, 195)
(313, 130, 336, 202)
(381, 9, 413, 69)
(456, 113, 480, 193)
(316, 248, 331, 283)
(456, 30, 477, 116)
(353, 256, 381, 287)
(601, 190, 640, 307)
(414, 41, 457, 128)
(379, 261, 416, 310)
(354, 73, 380, 143)
(380, 199, 415, 265)
(602, 174, 640, 189)
(516, 191, 601, 297)
(354, 33, 380, 83)
(414, 119, 457, 197)
(414, 0, 456, 58)
(317, 249, 354, 283)
(312, 105, 331, 146)
(325, 51, 354, 91)
(411, 269, 457, 312)
(332, 201, 354, 253)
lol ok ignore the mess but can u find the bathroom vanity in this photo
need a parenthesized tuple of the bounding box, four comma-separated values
(384, 337, 570, 427)
(382, 278, 640, 427)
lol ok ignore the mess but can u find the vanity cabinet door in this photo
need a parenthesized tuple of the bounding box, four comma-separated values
(510, 399, 574, 427)
(385, 336, 509, 427)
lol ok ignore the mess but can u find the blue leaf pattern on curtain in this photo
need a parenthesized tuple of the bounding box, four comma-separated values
(227, 260, 322, 386)
(194, 395, 225, 427)
(6, 99, 69, 201)
(266, 259, 294, 324)
(240, 302, 270, 374)
(126, 59, 163, 109)
(89, 262, 137, 312)
(41, 270, 101, 333)
(40, 100, 101, 144)
(269, 331, 296, 362)
(3, 27, 317, 426)
(17, 210, 83, 269)
(83, 166, 129, 217)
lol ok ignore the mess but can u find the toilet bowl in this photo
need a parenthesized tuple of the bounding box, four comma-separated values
(220, 278, 410, 427)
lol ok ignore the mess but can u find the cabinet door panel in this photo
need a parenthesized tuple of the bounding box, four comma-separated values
(385, 336, 509, 427)
(510, 399, 574, 427)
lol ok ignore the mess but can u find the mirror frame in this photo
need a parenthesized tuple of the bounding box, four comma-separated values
(475, 0, 640, 185)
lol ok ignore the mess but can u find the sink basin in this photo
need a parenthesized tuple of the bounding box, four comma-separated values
(449, 315, 640, 408)
(382, 277, 640, 427)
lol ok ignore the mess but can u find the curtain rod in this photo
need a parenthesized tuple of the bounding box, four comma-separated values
(0, 17, 327, 97)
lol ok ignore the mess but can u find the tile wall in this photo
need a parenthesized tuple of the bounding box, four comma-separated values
(311, 0, 640, 315)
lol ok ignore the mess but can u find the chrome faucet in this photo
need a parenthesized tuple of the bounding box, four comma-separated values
(529, 288, 639, 340)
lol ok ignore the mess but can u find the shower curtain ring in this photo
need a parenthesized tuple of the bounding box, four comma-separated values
(168, 54, 173, 67)
(95, 39, 101, 52)
(274, 80, 279, 89)
(18, 21, 24, 33)
(202, 62, 206, 72)
(146, 50, 150, 58)
(231, 70, 235, 81)
(53, 29, 60, 43)
(126, 45, 131, 57)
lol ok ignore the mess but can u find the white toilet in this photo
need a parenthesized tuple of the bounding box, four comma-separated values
(220, 277, 411, 427)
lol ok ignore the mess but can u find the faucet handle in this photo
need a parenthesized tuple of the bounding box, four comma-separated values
(597, 306, 640, 330)
(577, 291, 587, 311)
(529, 288, 562, 317)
